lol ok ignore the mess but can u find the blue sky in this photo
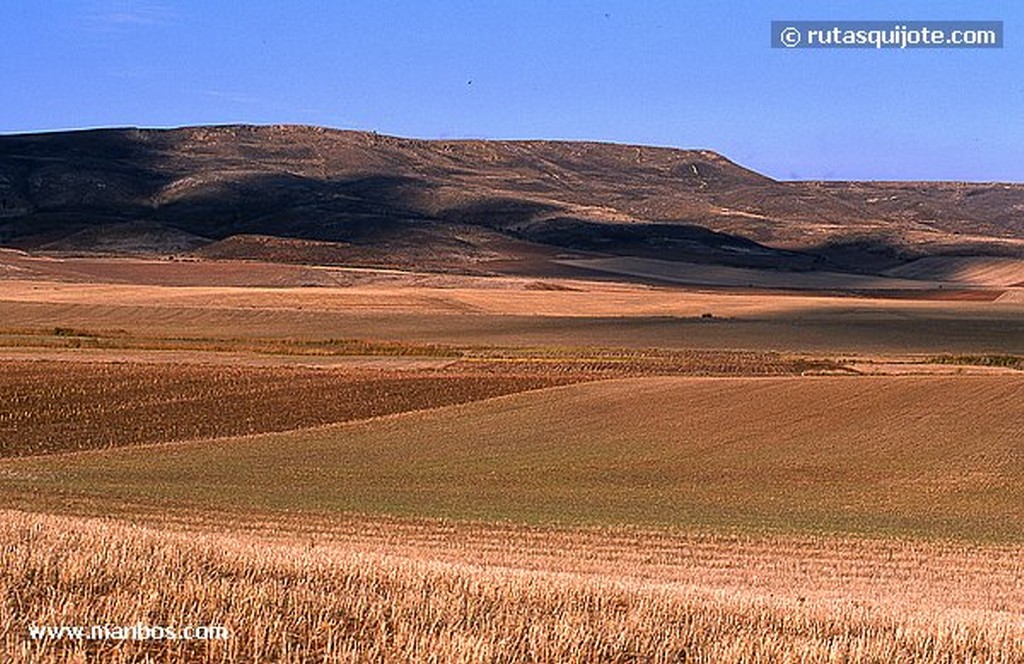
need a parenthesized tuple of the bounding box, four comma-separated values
(1, 1, 1021, 181)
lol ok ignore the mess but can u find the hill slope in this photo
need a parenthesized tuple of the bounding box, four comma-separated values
(1, 125, 1022, 273)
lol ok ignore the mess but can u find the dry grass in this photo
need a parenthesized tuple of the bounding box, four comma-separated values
(2, 510, 1022, 663)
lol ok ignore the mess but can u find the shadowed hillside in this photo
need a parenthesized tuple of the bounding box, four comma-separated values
(1, 125, 1022, 274)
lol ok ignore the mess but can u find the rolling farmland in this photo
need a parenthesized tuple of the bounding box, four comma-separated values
(2, 251, 1023, 662)
(2, 268, 1024, 355)
(4, 375, 1022, 540)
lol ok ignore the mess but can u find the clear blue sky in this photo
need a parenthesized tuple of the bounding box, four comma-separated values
(2, 1, 1021, 181)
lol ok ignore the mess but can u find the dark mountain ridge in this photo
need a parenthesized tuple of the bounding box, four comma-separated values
(1, 124, 1021, 274)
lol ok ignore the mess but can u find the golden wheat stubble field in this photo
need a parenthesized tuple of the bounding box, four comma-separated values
(4, 510, 1024, 663)
(2, 264, 1024, 662)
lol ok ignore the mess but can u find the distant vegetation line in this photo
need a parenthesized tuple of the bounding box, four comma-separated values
(928, 354, 1024, 370)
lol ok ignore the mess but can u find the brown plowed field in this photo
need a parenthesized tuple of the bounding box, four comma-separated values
(0, 361, 569, 457)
